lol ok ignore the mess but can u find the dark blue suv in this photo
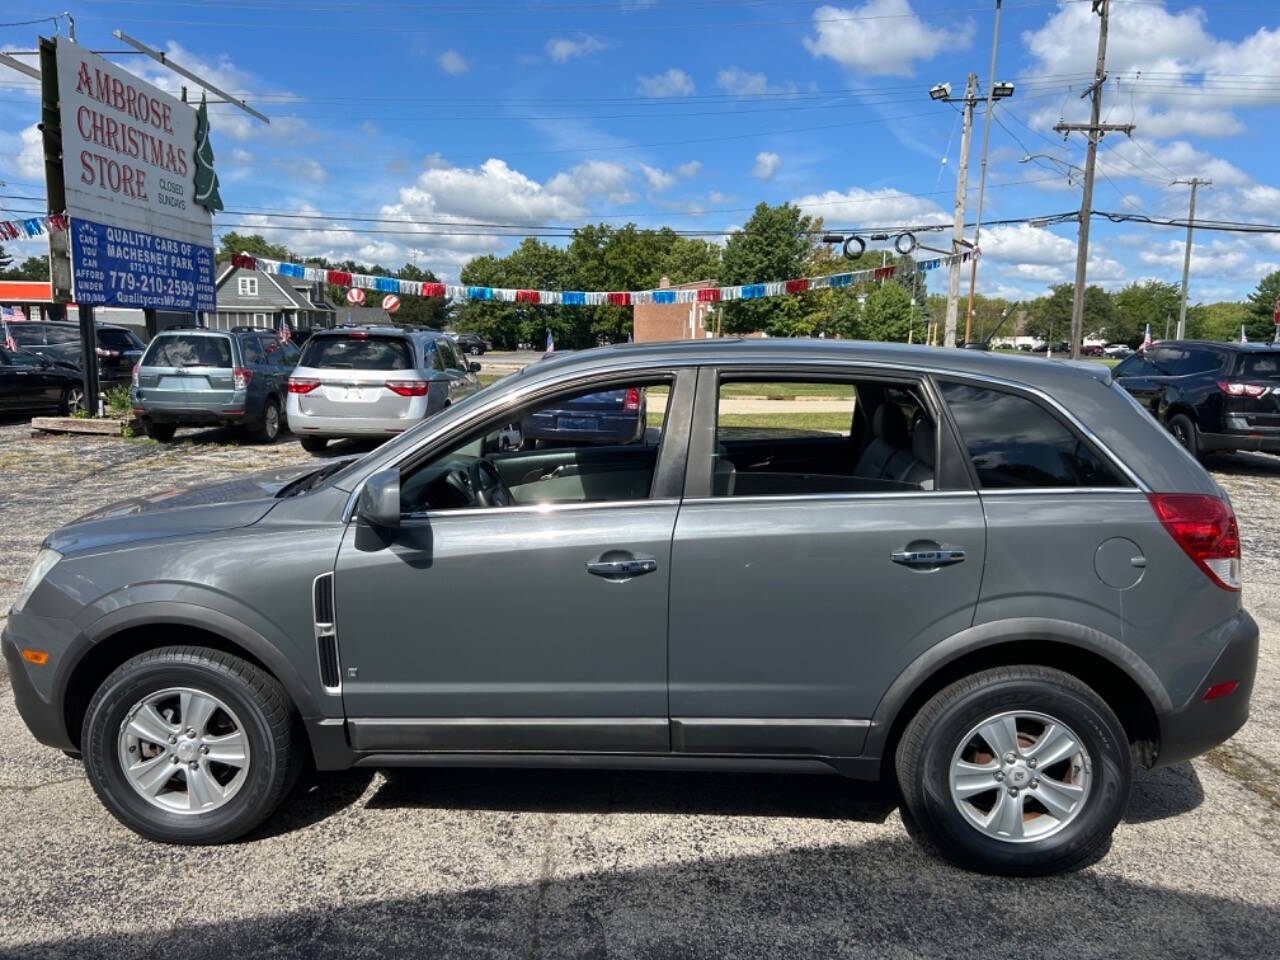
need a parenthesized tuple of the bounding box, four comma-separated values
(131, 327, 301, 442)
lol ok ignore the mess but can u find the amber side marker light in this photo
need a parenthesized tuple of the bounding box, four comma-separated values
(1203, 681, 1240, 701)
(20, 649, 49, 665)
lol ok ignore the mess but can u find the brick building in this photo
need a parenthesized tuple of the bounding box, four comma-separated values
(633, 277, 718, 342)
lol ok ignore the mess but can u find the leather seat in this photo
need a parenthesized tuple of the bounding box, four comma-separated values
(897, 417, 935, 490)
(712, 442, 737, 496)
(854, 403, 934, 490)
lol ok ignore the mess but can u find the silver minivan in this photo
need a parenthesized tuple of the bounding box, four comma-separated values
(286, 327, 480, 452)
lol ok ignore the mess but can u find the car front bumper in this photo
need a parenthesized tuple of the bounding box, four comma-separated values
(3, 623, 76, 752)
(1153, 610, 1259, 768)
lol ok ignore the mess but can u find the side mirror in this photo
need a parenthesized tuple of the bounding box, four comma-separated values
(357, 467, 401, 528)
(469, 362, 481, 373)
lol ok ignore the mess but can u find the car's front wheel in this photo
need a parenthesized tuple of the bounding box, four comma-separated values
(61, 384, 86, 415)
(895, 665, 1131, 876)
(81, 646, 299, 844)
(469, 345, 482, 356)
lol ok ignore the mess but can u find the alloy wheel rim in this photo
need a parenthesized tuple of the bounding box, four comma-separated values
(265, 405, 279, 438)
(117, 686, 251, 815)
(948, 710, 1092, 843)
(67, 388, 84, 412)
(1173, 422, 1189, 447)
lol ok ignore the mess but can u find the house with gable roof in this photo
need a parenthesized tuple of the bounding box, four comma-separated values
(212, 263, 336, 334)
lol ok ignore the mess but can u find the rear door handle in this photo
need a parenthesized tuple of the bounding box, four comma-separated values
(892, 546, 966, 568)
(586, 556, 658, 579)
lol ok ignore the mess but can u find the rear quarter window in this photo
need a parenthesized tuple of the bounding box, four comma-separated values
(939, 381, 1127, 489)
(98, 328, 143, 351)
(143, 335, 233, 368)
(1234, 353, 1280, 379)
(300, 335, 413, 371)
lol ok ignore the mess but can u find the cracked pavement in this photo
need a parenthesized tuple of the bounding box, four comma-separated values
(0, 421, 1277, 958)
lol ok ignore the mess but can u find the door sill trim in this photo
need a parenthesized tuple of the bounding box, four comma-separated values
(351, 751, 847, 776)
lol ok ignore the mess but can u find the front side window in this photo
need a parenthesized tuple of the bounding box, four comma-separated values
(1113, 352, 1153, 377)
(711, 377, 936, 497)
(939, 381, 1126, 489)
(399, 378, 670, 514)
(143, 335, 233, 368)
(300, 335, 413, 371)
(8, 325, 44, 347)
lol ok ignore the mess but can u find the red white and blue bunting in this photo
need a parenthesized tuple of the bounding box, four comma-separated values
(230, 250, 975, 307)
(0, 214, 68, 242)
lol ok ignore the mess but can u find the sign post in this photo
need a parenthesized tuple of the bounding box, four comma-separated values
(39, 37, 220, 414)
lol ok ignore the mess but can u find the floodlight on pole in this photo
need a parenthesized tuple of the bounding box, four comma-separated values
(992, 81, 1015, 100)
(929, 82, 952, 101)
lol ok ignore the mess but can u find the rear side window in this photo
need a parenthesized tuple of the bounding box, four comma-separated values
(98, 328, 142, 351)
(45, 326, 81, 345)
(241, 336, 265, 365)
(1177, 348, 1224, 376)
(1234, 353, 1280, 379)
(939, 381, 1126, 489)
(300, 335, 413, 370)
(143, 335, 233, 368)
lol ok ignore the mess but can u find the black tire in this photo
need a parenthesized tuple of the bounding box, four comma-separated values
(251, 397, 282, 444)
(145, 421, 177, 442)
(1167, 413, 1199, 459)
(895, 665, 1131, 876)
(61, 384, 86, 416)
(81, 646, 299, 844)
(469, 344, 482, 356)
(299, 435, 328, 453)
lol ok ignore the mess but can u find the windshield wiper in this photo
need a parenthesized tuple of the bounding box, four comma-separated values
(275, 459, 353, 498)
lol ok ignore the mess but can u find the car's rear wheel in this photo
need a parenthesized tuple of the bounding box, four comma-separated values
(299, 435, 328, 453)
(144, 421, 177, 442)
(1167, 413, 1199, 459)
(81, 646, 299, 844)
(251, 398, 282, 444)
(895, 665, 1130, 876)
(469, 345, 482, 356)
(61, 385, 86, 415)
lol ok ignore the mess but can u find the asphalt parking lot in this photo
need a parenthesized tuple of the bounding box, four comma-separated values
(1, 420, 1278, 959)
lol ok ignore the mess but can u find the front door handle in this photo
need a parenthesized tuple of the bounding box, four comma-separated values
(892, 545, 966, 568)
(586, 555, 658, 579)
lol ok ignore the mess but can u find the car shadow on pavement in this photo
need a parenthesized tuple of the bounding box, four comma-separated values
(1207, 451, 1280, 476)
(21, 836, 1279, 960)
(246, 768, 378, 842)
(366, 767, 899, 823)
(1124, 762, 1205, 824)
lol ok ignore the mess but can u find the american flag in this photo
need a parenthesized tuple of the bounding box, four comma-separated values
(1, 305, 19, 351)
(1241, 325, 1248, 344)
(1139, 322, 1152, 352)
(278, 312, 292, 344)
(546, 328, 555, 353)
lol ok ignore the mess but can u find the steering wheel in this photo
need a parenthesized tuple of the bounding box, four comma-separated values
(469, 458, 514, 508)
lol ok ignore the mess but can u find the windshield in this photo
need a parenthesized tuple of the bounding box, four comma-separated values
(144, 335, 233, 368)
(300, 335, 413, 370)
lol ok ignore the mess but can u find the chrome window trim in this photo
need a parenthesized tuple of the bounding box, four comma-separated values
(342, 352, 1147, 518)
(401, 497, 681, 522)
(977, 487, 1148, 497)
(681, 490, 977, 506)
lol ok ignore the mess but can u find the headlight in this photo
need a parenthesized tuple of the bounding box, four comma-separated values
(13, 548, 61, 613)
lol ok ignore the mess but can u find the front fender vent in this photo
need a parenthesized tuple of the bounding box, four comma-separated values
(312, 573, 341, 692)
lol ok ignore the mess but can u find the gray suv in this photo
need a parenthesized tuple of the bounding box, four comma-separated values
(5, 340, 1257, 875)
(131, 327, 300, 442)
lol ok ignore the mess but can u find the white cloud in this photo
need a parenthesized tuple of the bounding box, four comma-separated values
(438, 50, 468, 75)
(804, 0, 973, 77)
(716, 66, 796, 96)
(546, 160, 634, 205)
(17, 124, 43, 180)
(228, 148, 254, 166)
(791, 185, 949, 225)
(980, 223, 1124, 286)
(546, 35, 609, 63)
(297, 159, 327, 183)
(639, 161, 701, 192)
(752, 151, 781, 180)
(637, 68, 695, 98)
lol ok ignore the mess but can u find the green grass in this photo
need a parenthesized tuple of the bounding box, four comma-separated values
(718, 412, 851, 433)
(719, 382, 855, 400)
(477, 373, 508, 388)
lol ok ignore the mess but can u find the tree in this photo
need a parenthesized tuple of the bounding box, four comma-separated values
(0, 245, 12, 274)
(0, 254, 49, 281)
(1113, 280, 1181, 344)
(217, 232, 289, 261)
(1196, 301, 1249, 342)
(1245, 270, 1280, 342)
(659, 236, 721, 285)
(719, 202, 817, 336)
(1024, 284, 1114, 343)
(856, 283, 914, 342)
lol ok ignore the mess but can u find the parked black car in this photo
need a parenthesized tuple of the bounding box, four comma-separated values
(450, 332, 491, 356)
(1112, 340, 1280, 458)
(8, 321, 145, 389)
(0, 346, 87, 414)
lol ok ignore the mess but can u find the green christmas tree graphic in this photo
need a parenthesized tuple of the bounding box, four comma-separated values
(193, 93, 223, 214)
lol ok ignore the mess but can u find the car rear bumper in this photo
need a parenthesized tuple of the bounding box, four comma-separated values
(1153, 610, 1259, 768)
(287, 411, 423, 437)
(1199, 429, 1280, 454)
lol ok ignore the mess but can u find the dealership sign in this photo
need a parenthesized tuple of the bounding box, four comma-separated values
(51, 38, 217, 312)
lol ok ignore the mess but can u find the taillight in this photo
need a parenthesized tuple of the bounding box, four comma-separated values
(1148, 493, 1241, 591)
(288, 379, 320, 394)
(385, 380, 428, 397)
(95, 347, 120, 358)
(1217, 381, 1268, 398)
(623, 387, 641, 412)
(233, 367, 252, 390)
(131, 364, 139, 388)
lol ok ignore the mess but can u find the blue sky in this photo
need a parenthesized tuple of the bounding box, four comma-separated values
(2, 0, 1279, 304)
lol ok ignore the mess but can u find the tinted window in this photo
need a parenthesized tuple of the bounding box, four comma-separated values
(437, 338, 461, 370)
(1146, 346, 1182, 374)
(98, 328, 143, 351)
(143, 335, 233, 368)
(8, 325, 44, 346)
(940, 381, 1126, 489)
(426, 340, 446, 372)
(44, 325, 81, 345)
(1235, 353, 1280, 379)
(1112, 352, 1153, 377)
(7, 349, 43, 368)
(1177, 348, 1224, 376)
(241, 336, 265, 365)
(300, 335, 413, 370)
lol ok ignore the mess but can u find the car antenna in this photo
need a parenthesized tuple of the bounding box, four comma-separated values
(983, 302, 1020, 348)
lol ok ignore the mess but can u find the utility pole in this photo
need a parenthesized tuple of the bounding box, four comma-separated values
(945, 73, 978, 348)
(966, 0, 1005, 345)
(1173, 177, 1210, 339)
(1054, 0, 1133, 359)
